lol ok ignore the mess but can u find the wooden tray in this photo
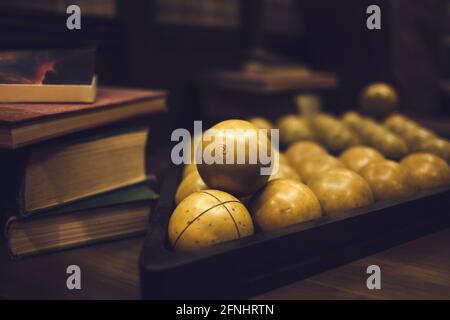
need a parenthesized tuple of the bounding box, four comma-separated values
(139, 164, 450, 299)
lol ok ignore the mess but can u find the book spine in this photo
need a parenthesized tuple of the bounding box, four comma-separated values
(0, 149, 28, 242)
(21, 175, 156, 218)
(0, 148, 29, 238)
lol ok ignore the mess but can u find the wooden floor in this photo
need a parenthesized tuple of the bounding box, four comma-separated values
(1, 228, 449, 300)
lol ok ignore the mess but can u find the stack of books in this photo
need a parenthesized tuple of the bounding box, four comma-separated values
(0, 87, 167, 258)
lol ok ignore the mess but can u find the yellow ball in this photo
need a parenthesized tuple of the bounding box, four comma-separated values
(169, 190, 254, 252)
(297, 154, 346, 183)
(182, 162, 197, 179)
(197, 119, 272, 196)
(403, 126, 436, 148)
(339, 146, 385, 173)
(311, 114, 360, 152)
(341, 111, 363, 127)
(358, 118, 383, 139)
(278, 152, 290, 166)
(384, 114, 408, 133)
(285, 141, 328, 170)
(271, 149, 290, 167)
(251, 179, 322, 231)
(370, 130, 409, 160)
(276, 115, 313, 146)
(413, 138, 450, 162)
(269, 163, 302, 182)
(296, 94, 322, 117)
(308, 168, 374, 216)
(400, 153, 450, 190)
(360, 82, 398, 117)
(182, 134, 203, 179)
(248, 117, 273, 133)
(175, 170, 208, 205)
(359, 160, 418, 201)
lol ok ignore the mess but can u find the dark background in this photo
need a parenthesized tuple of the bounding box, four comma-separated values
(0, 0, 449, 128)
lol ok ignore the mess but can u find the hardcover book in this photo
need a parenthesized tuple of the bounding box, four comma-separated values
(0, 126, 152, 217)
(5, 181, 159, 258)
(0, 86, 167, 148)
(0, 48, 97, 103)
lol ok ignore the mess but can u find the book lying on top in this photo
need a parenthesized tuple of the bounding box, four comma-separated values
(0, 48, 97, 103)
(5, 181, 159, 258)
(0, 86, 167, 149)
(0, 126, 152, 217)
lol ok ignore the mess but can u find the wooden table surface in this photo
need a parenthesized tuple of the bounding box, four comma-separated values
(1, 227, 449, 300)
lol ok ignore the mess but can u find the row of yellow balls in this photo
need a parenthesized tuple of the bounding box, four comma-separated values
(169, 119, 450, 252)
(273, 110, 450, 162)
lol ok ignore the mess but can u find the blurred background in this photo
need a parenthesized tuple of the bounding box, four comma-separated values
(0, 0, 449, 131)
(1, 1, 450, 300)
